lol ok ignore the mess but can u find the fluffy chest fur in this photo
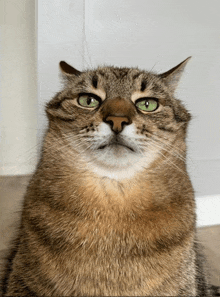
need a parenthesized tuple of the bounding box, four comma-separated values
(19, 153, 195, 295)
(21, 169, 195, 296)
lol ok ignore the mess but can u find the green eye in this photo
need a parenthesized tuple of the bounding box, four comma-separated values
(78, 94, 100, 108)
(136, 98, 159, 112)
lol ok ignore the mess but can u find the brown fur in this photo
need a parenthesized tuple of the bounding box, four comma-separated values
(1, 58, 212, 296)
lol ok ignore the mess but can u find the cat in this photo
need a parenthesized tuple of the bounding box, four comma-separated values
(0, 58, 216, 296)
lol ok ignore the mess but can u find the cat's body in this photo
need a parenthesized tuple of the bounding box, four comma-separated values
(0, 59, 213, 296)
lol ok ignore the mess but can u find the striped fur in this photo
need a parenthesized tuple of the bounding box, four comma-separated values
(1, 59, 213, 296)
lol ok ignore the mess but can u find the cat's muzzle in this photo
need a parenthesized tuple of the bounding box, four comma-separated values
(98, 136, 135, 152)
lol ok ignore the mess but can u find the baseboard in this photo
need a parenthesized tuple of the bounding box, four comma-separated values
(0, 165, 35, 176)
(196, 195, 220, 227)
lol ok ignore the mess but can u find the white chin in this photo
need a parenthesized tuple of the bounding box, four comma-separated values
(83, 145, 156, 180)
(94, 145, 137, 168)
(101, 144, 134, 157)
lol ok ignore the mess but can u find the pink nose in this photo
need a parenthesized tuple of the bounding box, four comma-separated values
(105, 116, 130, 133)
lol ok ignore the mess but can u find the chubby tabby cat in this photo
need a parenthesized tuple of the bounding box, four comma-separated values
(1, 58, 216, 296)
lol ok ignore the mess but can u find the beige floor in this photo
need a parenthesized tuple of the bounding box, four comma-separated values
(0, 175, 219, 287)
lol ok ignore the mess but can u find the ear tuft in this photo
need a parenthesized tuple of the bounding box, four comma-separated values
(159, 57, 191, 92)
(59, 61, 82, 77)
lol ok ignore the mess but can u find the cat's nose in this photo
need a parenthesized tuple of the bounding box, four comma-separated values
(105, 115, 130, 133)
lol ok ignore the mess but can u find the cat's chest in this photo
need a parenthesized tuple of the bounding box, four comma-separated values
(29, 169, 194, 296)
(58, 172, 157, 251)
(38, 218, 188, 297)
(75, 171, 153, 209)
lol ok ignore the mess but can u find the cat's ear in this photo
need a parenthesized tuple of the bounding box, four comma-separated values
(59, 61, 82, 77)
(158, 57, 191, 92)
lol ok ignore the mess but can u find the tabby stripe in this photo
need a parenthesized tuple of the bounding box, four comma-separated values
(20, 241, 57, 295)
(97, 70, 106, 77)
(92, 75, 98, 88)
(112, 69, 129, 79)
(132, 72, 142, 80)
(141, 80, 147, 92)
(56, 116, 76, 122)
(158, 126, 175, 133)
(24, 215, 70, 252)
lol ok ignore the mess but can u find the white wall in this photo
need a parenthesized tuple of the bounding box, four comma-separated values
(0, 0, 37, 175)
(37, 0, 85, 148)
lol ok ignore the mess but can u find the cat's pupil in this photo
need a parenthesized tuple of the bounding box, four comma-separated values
(87, 97, 92, 105)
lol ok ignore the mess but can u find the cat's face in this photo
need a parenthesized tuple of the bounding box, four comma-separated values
(46, 60, 191, 179)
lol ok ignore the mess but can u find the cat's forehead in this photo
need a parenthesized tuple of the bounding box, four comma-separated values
(96, 66, 144, 78)
(69, 66, 166, 100)
(91, 66, 156, 84)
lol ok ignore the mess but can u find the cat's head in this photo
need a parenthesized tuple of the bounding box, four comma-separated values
(46, 58, 191, 180)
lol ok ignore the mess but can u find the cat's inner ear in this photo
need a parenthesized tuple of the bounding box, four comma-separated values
(59, 61, 82, 77)
(159, 57, 191, 92)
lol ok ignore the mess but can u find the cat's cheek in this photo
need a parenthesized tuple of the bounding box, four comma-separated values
(121, 123, 137, 138)
(96, 122, 112, 136)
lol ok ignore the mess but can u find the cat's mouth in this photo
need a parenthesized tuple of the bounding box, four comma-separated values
(98, 138, 135, 152)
